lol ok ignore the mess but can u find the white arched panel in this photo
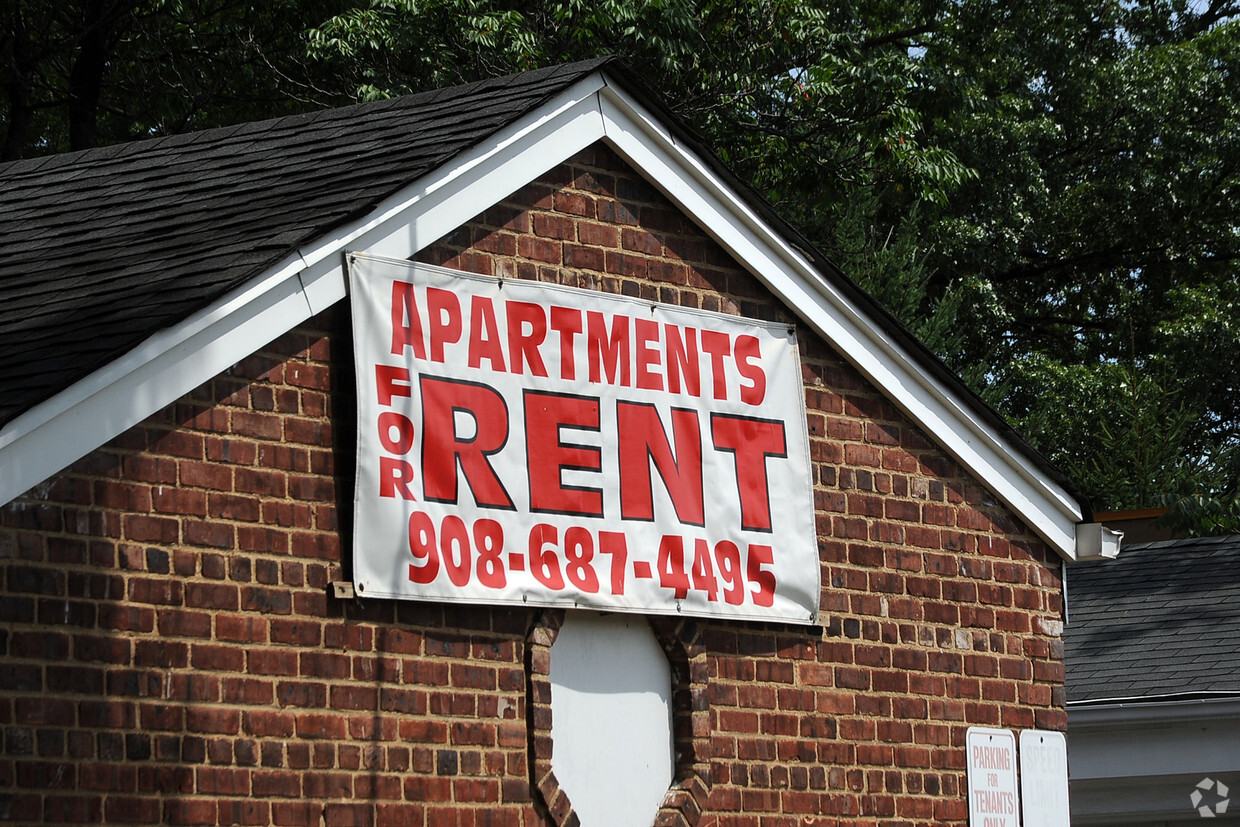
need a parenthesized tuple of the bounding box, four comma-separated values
(550, 611, 674, 826)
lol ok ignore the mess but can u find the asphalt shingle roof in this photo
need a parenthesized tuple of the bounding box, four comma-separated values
(0, 58, 613, 429)
(1063, 534, 1240, 703)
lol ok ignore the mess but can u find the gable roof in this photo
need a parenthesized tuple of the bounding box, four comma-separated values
(1064, 534, 1240, 703)
(0, 59, 1091, 559)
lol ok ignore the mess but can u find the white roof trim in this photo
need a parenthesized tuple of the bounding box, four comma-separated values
(1068, 695, 1240, 725)
(0, 69, 1083, 560)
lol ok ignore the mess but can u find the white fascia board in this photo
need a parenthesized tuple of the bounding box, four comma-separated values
(596, 82, 1083, 560)
(0, 76, 607, 507)
(1068, 695, 1240, 729)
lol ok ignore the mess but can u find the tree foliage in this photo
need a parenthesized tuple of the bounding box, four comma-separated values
(914, 1, 1240, 533)
(305, 0, 971, 208)
(4, 0, 1239, 533)
(0, 0, 349, 159)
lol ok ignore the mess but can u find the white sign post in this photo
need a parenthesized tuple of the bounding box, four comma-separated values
(1019, 729, 1070, 827)
(347, 254, 819, 623)
(967, 726, 1021, 827)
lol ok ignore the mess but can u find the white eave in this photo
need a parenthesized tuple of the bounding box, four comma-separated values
(0, 70, 1087, 560)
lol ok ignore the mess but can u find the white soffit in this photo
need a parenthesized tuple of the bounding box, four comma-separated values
(0, 69, 1083, 561)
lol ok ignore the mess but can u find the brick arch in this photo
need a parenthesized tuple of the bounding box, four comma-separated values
(525, 610, 710, 826)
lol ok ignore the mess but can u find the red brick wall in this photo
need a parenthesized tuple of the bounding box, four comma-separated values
(0, 144, 1065, 826)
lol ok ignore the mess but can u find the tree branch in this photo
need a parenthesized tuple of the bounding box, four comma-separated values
(862, 22, 937, 50)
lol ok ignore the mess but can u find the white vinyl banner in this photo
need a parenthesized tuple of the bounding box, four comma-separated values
(347, 254, 819, 623)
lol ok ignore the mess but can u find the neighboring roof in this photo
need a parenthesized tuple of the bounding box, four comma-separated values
(1064, 534, 1240, 704)
(0, 59, 1090, 558)
(0, 58, 613, 429)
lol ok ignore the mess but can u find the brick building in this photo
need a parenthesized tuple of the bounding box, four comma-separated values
(0, 59, 1101, 825)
